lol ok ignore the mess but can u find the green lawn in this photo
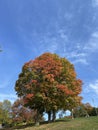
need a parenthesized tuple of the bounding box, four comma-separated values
(3, 116, 98, 130)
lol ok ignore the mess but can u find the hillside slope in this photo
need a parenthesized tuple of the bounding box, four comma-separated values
(4, 116, 98, 130)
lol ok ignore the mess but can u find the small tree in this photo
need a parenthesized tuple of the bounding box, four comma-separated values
(11, 98, 34, 124)
(0, 100, 12, 124)
(73, 103, 93, 118)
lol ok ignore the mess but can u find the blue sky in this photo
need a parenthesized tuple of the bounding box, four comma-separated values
(0, 0, 98, 107)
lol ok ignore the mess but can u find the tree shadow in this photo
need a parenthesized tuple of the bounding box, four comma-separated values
(55, 119, 71, 122)
(1, 123, 35, 130)
(40, 118, 71, 125)
(1, 118, 72, 130)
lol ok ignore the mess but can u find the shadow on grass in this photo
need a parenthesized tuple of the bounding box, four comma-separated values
(0, 123, 35, 130)
(40, 118, 71, 125)
(2, 118, 72, 130)
(55, 119, 71, 122)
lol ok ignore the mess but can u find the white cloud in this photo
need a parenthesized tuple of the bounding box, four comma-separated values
(40, 36, 58, 53)
(62, 42, 89, 65)
(72, 58, 88, 65)
(92, 31, 98, 38)
(83, 86, 90, 94)
(92, 0, 98, 7)
(67, 52, 86, 59)
(84, 31, 98, 52)
(65, 50, 88, 65)
(89, 80, 98, 94)
(16, 14, 98, 66)
(27, 29, 98, 66)
(46, 43, 58, 53)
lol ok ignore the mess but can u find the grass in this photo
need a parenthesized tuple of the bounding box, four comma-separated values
(2, 116, 98, 130)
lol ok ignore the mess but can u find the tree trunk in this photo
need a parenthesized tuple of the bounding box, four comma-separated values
(48, 111, 51, 123)
(35, 110, 40, 126)
(71, 109, 74, 119)
(52, 110, 56, 122)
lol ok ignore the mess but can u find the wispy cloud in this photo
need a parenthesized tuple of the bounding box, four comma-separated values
(84, 31, 98, 52)
(0, 76, 18, 103)
(18, 27, 98, 66)
(64, 12, 73, 21)
(84, 32, 98, 51)
(0, 93, 17, 103)
(92, 31, 98, 38)
(69, 31, 98, 65)
(12, 0, 98, 66)
(88, 80, 98, 95)
(40, 36, 58, 53)
(64, 51, 87, 65)
(22, 30, 90, 66)
(72, 58, 88, 65)
(0, 77, 13, 88)
(92, 0, 98, 7)
(0, 74, 17, 89)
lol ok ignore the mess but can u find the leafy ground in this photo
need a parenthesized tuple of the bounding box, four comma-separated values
(2, 116, 98, 130)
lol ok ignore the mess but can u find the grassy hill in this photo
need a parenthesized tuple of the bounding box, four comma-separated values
(3, 116, 98, 130)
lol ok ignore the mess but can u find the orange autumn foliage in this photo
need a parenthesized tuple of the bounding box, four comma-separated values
(15, 52, 82, 115)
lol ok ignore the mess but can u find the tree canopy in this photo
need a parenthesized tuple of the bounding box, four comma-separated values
(0, 100, 12, 124)
(15, 52, 82, 123)
(11, 98, 37, 124)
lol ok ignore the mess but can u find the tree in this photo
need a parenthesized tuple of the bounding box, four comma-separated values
(73, 103, 93, 118)
(90, 107, 98, 116)
(11, 98, 37, 124)
(73, 105, 87, 118)
(15, 53, 82, 124)
(84, 103, 93, 116)
(0, 100, 12, 124)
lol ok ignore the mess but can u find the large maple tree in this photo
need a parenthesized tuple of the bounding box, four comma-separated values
(15, 53, 82, 123)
